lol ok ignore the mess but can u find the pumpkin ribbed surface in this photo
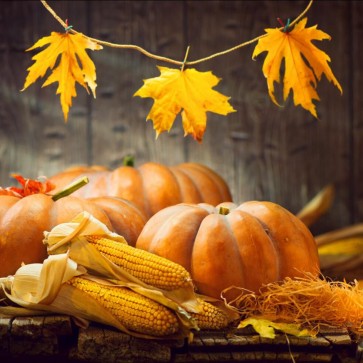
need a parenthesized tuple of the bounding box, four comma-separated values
(0, 195, 147, 277)
(135, 201, 320, 300)
(50, 162, 232, 218)
(88, 197, 147, 246)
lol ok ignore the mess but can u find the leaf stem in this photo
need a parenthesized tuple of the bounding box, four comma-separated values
(39, 0, 314, 66)
(123, 155, 135, 167)
(219, 206, 230, 215)
(181, 46, 191, 71)
(51, 176, 89, 201)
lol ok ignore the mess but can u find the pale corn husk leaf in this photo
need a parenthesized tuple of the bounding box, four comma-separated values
(0, 253, 194, 339)
(316, 224, 363, 249)
(0, 253, 84, 304)
(0, 259, 133, 334)
(238, 317, 315, 339)
(319, 237, 363, 273)
(319, 237, 363, 255)
(296, 184, 335, 227)
(0, 254, 93, 321)
(316, 224, 363, 277)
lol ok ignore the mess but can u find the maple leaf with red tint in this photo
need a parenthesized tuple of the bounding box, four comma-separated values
(134, 66, 236, 142)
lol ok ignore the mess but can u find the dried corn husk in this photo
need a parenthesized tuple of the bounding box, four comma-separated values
(0, 253, 194, 339)
(296, 184, 335, 227)
(316, 224, 363, 281)
(296, 184, 362, 281)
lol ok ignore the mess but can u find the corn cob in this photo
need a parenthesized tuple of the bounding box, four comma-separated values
(68, 276, 179, 337)
(85, 235, 192, 291)
(190, 298, 229, 330)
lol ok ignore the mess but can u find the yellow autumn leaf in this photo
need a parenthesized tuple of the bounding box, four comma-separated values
(238, 317, 315, 339)
(134, 66, 236, 142)
(22, 32, 102, 121)
(252, 18, 342, 118)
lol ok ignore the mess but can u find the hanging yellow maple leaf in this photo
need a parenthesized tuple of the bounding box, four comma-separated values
(22, 32, 102, 121)
(252, 17, 342, 118)
(134, 66, 236, 142)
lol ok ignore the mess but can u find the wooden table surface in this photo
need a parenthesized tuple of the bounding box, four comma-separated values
(0, 314, 362, 363)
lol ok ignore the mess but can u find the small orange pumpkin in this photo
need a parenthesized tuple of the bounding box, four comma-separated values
(50, 159, 233, 218)
(136, 201, 320, 300)
(0, 176, 147, 277)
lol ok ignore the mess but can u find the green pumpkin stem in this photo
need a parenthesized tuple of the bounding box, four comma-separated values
(51, 176, 89, 201)
(123, 155, 135, 167)
(219, 206, 230, 215)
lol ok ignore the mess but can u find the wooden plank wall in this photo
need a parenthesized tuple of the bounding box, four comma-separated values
(0, 1, 359, 235)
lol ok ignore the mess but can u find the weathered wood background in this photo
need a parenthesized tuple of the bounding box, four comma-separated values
(0, 1, 360, 235)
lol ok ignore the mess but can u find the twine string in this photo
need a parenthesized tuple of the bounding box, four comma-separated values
(40, 0, 314, 67)
(181, 46, 191, 71)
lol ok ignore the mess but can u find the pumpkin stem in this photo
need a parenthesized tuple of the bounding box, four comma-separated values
(219, 206, 230, 215)
(123, 155, 135, 167)
(51, 176, 89, 201)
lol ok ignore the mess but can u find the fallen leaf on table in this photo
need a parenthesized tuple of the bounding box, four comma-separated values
(22, 32, 102, 121)
(134, 66, 236, 142)
(252, 18, 342, 118)
(238, 317, 314, 339)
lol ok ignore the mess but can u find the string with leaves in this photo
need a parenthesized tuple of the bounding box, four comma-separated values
(39, 0, 313, 66)
(22, 0, 342, 142)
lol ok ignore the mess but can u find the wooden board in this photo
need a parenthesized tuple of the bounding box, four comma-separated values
(0, 314, 361, 363)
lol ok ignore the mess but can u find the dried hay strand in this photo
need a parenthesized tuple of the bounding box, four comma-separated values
(224, 274, 363, 335)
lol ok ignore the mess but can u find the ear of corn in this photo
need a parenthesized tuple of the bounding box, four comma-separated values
(85, 235, 192, 291)
(39, 213, 202, 336)
(68, 276, 180, 337)
(190, 298, 229, 330)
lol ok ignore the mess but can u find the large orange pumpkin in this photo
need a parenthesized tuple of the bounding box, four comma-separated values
(136, 201, 320, 300)
(50, 161, 233, 218)
(0, 179, 147, 277)
(88, 196, 147, 246)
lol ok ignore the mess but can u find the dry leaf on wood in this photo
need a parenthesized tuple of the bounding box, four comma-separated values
(238, 317, 314, 339)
